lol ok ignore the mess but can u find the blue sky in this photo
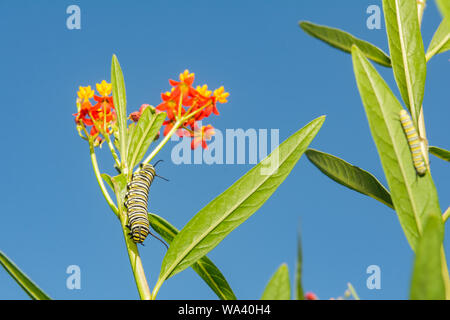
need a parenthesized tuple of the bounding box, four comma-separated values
(0, 0, 448, 300)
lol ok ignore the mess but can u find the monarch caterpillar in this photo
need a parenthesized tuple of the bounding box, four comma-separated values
(399, 109, 427, 176)
(124, 163, 155, 244)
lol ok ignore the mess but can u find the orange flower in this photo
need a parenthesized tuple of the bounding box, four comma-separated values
(128, 70, 228, 150)
(191, 124, 215, 149)
(73, 81, 116, 142)
(156, 90, 181, 120)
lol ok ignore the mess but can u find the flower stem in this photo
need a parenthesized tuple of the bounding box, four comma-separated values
(89, 141, 119, 217)
(347, 282, 360, 300)
(443, 206, 450, 223)
(105, 134, 121, 168)
(142, 119, 183, 166)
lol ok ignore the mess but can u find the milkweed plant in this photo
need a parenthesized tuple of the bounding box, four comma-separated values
(0, 0, 449, 300)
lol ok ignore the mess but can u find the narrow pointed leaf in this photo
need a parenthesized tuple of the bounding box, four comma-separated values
(111, 55, 128, 165)
(261, 264, 291, 300)
(295, 231, 304, 300)
(437, 0, 450, 28)
(299, 21, 391, 67)
(426, 21, 450, 61)
(382, 0, 426, 124)
(429, 146, 450, 162)
(306, 149, 393, 208)
(410, 215, 445, 300)
(148, 213, 237, 300)
(158, 116, 325, 282)
(351, 45, 441, 250)
(112, 173, 128, 206)
(101, 173, 114, 190)
(127, 108, 166, 170)
(0, 251, 51, 300)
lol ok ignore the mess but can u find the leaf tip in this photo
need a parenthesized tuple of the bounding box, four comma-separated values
(316, 115, 326, 125)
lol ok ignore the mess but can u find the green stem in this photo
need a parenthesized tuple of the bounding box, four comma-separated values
(443, 207, 450, 223)
(416, 1, 429, 168)
(105, 134, 121, 168)
(142, 119, 183, 166)
(89, 141, 119, 217)
(440, 247, 450, 300)
(347, 282, 360, 300)
(152, 278, 164, 300)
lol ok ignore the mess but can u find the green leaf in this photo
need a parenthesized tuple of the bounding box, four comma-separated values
(158, 116, 325, 282)
(382, 0, 426, 125)
(101, 173, 114, 190)
(261, 264, 291, 300)
(410, 215, 445, 300)
(299, 21, 391, 67)
(305, 149, 393, 208)
(426, 21, 450, 61)
(111, 54, 128, 166)
(437, 0, 450, 28)
(351, 45, 441, 250)
(112, 173, 128, 205)
(0, 250, 51, 300)
(294, 231, 304, 300)
(127, 108, 166, 170)
(148, 213, 237, 300)
(429, 146, 450, 162)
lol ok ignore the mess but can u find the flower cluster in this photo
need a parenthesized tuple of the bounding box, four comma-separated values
(74, 80, 116, 146)
(130, 70, 229, 149)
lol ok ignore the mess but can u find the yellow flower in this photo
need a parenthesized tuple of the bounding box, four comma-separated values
(179, 69, 194, 82)
(196, 84, 212, 97)
(96, 80, 112, 97)
(77, 86, 94, 102)
(213, 86, 229, 103)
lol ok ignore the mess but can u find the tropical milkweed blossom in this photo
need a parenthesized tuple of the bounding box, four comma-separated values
(129, 69, 229, 149)
(73, 80, 117, 146)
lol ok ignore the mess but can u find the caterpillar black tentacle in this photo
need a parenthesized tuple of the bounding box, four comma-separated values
(399, 109, 427, 176)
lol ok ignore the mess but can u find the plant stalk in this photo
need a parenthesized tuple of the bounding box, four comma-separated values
(152, 278, 164, 300)
(441, 247, 450, 300)
(443, 207, 450, 223)
(347, 282, 360, 300)
(89, 141, 119, 217)
(105, 134, 121, 168)
(142, 119, 183, 167)
(416, 1, 430, 169)
(416, 0, 449, 300)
